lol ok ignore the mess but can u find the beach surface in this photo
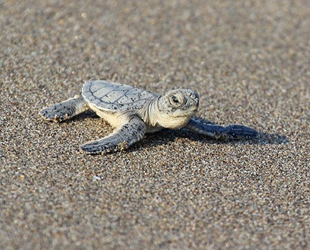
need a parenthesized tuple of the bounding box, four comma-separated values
(1, 0, 309, 249)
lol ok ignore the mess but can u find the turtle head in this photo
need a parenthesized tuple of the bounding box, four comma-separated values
(155, 89, 199, 129)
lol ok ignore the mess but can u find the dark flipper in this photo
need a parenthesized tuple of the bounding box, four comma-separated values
(80, 116, 146, 155)
(186, 117, 258, 140)
(40, 95, 89, 122)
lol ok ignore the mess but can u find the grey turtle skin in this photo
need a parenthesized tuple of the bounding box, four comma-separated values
(40, 80, 258, 155)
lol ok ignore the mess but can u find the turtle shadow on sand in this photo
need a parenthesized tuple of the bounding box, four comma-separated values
(69, 110, 100, 120)
(130, 128, 288, 153)
(66, 112, 288, 153)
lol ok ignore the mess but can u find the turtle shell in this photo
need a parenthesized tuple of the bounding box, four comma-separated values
(82, 80, 158, 112)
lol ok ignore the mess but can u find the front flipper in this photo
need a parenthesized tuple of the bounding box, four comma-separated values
(80, 116, 146, 155)
(40, 95, 89, 122)
(186, 117, 258, 140)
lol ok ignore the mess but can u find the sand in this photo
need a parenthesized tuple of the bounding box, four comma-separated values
(0, 0, 309, 249)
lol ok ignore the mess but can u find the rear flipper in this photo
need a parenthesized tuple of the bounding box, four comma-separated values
(40, 95, 89, 122)
(186, 117, 258, 140)
(80, 116, 146, 155)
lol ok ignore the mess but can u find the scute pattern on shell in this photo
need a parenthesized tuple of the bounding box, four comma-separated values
(82, 80, 158, 111)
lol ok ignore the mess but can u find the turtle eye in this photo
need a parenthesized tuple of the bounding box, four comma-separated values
(172, 96, 179, 103)
(170, 95, 181, 106)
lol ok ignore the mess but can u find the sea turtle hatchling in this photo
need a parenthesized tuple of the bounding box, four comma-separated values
(40, 80, 258, 154)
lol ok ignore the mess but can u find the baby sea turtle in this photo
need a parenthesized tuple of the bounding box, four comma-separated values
(40, 80, 257, 154)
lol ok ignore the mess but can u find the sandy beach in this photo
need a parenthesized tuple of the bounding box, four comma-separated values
(1, 0, 309, 249)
